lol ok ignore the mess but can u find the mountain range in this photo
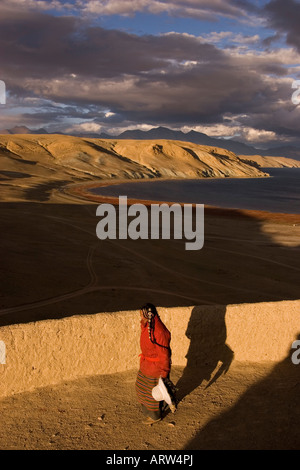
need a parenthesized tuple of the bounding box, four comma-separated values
(1, 125, 300, 161)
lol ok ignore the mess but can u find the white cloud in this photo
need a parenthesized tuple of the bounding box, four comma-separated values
(243, 128, 277, 143)
(0, 0, 253, 21)
(105, 123, 155, 135)
(78, 0, 252, 20)
(104, 111, 116, 118)
(65, 122, 102, 134)
(182, 123, 277, 144)
(203, 31, 260, 45)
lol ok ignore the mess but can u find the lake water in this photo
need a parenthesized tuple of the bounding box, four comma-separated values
(90, 168, 300, 214)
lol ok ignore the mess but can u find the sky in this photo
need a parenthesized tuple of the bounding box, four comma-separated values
(0, 0, 300, 148)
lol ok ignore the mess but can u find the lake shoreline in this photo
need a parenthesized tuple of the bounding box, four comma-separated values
(63, 173, 300, 225)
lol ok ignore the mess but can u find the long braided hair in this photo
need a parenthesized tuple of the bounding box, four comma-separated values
(141, 303, 170, 352)
(141, 303, 177, 404)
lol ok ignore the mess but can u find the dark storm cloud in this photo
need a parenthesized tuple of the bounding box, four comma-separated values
(0, 10, 80, 79)
(105, 62, 289, 127)
(0, 9, 223, 81)
(264, 0, 300, 52)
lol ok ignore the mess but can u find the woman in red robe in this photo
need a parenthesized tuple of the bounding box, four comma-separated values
(135, 303, 176, 425)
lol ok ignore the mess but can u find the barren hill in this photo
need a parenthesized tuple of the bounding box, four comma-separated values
(0, 134, 272, 202)
(239, 154, 300, 169)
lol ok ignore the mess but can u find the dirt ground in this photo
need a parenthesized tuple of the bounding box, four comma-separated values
(1, 183, 300, 327)
(0, 359, 299, 451)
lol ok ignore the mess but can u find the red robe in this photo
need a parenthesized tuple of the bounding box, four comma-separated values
(139, 315, 171, 379)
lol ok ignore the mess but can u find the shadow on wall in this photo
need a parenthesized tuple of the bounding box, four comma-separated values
(175, 305, 234, 403)
(183, 333, 300, 450)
